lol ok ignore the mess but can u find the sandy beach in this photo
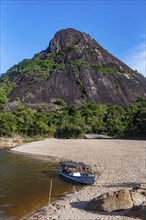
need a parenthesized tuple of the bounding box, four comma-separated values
(11, 138, 146, 220)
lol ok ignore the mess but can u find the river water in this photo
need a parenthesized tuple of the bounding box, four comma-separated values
(0, 149, 79, 220)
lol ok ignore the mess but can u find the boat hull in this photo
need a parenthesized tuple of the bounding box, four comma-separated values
(59, 172, 95, 185)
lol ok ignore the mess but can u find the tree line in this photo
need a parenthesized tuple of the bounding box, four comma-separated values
(0, 98, 146, 139)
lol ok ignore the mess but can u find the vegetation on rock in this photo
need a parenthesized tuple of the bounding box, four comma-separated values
(1, 28, 146, 107)
(91, 65, 117, 75)
(0, 82, 14, 109)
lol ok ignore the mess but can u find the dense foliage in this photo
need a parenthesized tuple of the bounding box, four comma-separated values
(0, 98, 146, 139)
(0, 82, 14, 109)
(4, 57, 65, 77)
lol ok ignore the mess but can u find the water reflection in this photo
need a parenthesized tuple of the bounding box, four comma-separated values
(0, 149, 80, 220)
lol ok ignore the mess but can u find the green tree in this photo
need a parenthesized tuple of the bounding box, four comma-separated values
(0, 112, 17, 136)
(81, 102, 108, 134)
(13, 106, 35, 136)
(126, 98, 146, 137)
(105, 105, 127, 137)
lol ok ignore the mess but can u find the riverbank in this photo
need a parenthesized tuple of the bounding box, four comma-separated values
(0, 136, 24, 148)
(0, 136, 46, 149)
(12, 138, 146, 220)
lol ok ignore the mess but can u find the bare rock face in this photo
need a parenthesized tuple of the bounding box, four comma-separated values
(48, 28, 93, 53)
(86, 189, 133, 212)
(2, 28, 146, 108)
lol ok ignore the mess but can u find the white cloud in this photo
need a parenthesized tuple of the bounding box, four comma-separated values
(123, 39, 146, 77)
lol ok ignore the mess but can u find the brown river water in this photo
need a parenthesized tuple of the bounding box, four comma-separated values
(0, 149, 80, 220)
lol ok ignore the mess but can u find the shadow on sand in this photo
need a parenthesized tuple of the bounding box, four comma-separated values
(102, 181, 145, 189)
(70, 201, 146, 220)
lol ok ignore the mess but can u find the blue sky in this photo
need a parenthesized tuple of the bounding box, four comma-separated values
(1, 0, 146, 76)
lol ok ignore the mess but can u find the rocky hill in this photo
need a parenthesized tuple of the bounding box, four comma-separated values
(1, 28, 146, 109)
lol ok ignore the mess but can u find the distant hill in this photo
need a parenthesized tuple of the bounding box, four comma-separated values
(1, 28, 146, 110)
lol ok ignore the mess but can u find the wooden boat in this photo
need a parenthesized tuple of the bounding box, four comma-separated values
(59, 161, 96, 185)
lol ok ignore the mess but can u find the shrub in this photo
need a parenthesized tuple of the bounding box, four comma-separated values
(68, 59, 88, 67)
(91, 65, 117, 75)
(55, 99, 67, 107)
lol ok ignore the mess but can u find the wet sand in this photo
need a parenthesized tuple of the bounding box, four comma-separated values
(12, 138, 146, 220)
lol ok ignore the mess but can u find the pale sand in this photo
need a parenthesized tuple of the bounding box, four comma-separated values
(11, 138, 146, 220)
